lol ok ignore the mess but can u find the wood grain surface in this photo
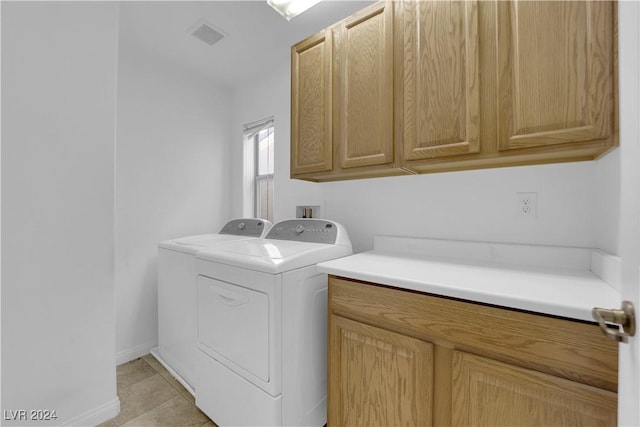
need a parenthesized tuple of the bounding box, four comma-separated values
(329, 315, 433, 427)
(290, 1, 617, 182)
(497, 1, 613, 150)
(398, 0, 480, 160)
(328, 276, 618, 426)
(291, 30, 333, 174)
(335, 2, 394, 169)
(452, 351, 617, 426)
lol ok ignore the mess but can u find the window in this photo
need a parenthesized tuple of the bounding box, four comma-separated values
(255, 126, 274, 222)
(243, 118, 274, 223)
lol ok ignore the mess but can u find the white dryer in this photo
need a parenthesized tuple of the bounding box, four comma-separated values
(194, 219, 352, 427)
(153, 218, 271, 394)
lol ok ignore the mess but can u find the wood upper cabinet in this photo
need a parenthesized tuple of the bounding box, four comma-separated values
(397, 0, 480, 161)
(291, 30, 333, 175)
(290, 1, 617, 181)
(292, 2, 404, 181)
(496, 1, 615, 151)
(328, 276, 618, 427)
(334, 2, 394, 170)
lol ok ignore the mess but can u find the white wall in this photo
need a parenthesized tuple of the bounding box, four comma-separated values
(231, 61, 320, 221)
(115, 42, 232, 363)
(320, 163, 597, 253)
(231, 64, 599, 254)
(1, 2, 120, 425)
(595, 148, 621, 256)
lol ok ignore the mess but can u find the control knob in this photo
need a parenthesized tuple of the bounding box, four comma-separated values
(237, 222, 246, 230)
(295, 224, 305, 235)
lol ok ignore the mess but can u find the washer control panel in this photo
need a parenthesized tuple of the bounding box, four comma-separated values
(266, 219, 338, 244)
(219, 218, 268, 237)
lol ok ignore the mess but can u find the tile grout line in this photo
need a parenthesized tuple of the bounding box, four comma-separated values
(140, 357, 195, 402)
(113, 373, 179, 427)
(112, 358, 183, 427)
(118, 394, 195, 427)
(112, 356, 212, 427)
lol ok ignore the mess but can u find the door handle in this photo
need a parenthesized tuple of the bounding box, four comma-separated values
(209, 286, 249, 306)
(592, 301, 636, 343)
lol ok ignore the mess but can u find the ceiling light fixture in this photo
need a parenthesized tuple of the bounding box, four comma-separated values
(267, 0, 322, 21)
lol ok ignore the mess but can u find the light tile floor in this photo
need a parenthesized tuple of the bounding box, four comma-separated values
(99, 354, 216, 427)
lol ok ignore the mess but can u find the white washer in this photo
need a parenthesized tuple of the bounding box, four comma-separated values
(194, 219, 352, 427)
(153, 218, 271, 394)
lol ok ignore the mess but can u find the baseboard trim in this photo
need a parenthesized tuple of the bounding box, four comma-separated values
(149, 348, 195, 396)
(61, 397, 120, 427)
(116, 342, 156, 365)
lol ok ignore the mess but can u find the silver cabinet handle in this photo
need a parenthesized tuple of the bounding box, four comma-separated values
(592, 301, 636, 343)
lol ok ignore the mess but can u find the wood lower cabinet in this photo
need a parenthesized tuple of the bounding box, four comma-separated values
(328, 276, 618, 427)
(329, 315, 433, 427)
(452, 351, 617, 427)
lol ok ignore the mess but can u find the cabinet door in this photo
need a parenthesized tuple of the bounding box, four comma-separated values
(452, 351, 617, 427)
(496, 1, 614, 151)
(399, 0, 480, 160)
(291, 30, 333, 175)
(328, 314, 433, 427)
(334, 2, 394, 169)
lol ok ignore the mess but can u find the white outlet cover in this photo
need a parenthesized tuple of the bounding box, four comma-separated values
(516, 192, 537, 218)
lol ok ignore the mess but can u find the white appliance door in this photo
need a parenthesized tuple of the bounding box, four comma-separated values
(618, 3, 640, 425)
(157, 249, 197, 389)
(197, 276, 270, 382)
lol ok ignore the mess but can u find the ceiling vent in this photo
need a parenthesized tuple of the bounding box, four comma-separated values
(188, 19, 226, 46)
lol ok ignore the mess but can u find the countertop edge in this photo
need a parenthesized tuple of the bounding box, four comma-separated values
(318, 251, 621, 323)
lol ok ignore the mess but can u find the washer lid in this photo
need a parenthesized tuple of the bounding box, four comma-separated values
(158, 218, 272, 255)
(159, 234, 256, 255)
(196, 239, 353, 274)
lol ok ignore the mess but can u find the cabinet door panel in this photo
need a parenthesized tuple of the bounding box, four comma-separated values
(400, 0, 480, 160)
(335, 2, 394, 169)
(328, 314, 433, 427)
(497, 1, 613, 150)
(291, 31, 333, 175)
(452, 351, 617, 427)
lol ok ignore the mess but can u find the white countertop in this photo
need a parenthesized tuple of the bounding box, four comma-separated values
(317, 236, 621, 322)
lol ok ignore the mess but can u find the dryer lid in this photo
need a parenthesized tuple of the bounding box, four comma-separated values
(196, 239, 353, 274)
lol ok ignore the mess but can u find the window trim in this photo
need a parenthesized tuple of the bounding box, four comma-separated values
(252, 124, 274, 222)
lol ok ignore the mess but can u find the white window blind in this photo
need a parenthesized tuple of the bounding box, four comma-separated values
(243, 117, 274, 223)
(243, 117, 274, 138)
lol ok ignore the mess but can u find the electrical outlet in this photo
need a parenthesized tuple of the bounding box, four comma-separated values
(516, 192, 537, 218)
